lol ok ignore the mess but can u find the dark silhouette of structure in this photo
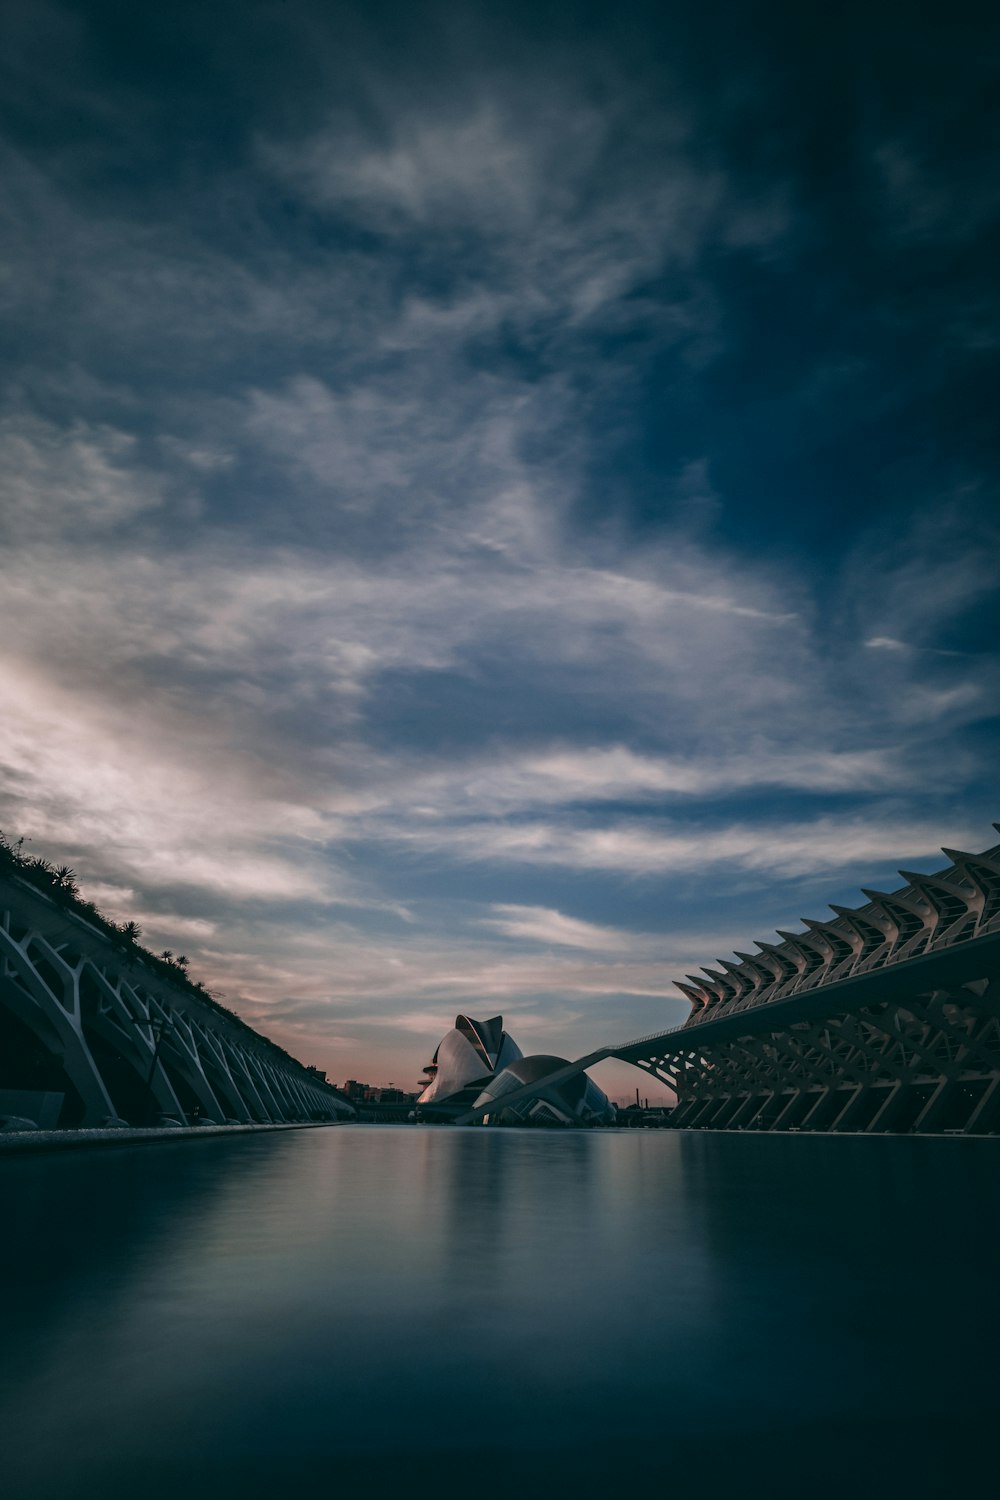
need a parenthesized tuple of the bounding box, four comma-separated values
(458, 829, 1000, 1136)
(473, 1053, 615, 1126)
(614, 830, 1000, 1133)
(0, 868, 353, 1128)
(9, 826, 999, 1137)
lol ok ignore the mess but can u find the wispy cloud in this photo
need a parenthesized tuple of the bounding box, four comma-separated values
(0, 4, 996, 1085)
(0, 654, 332, 904)
(482, 904, 637, 951)
(260, 86, 749, 341)
(374, 813, 977, 880)
(0, 410, 162, 537)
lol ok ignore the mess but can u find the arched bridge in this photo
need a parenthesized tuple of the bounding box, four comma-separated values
(0, 871, 354, 1129)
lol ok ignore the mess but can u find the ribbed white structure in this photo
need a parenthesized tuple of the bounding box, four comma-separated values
(0, 873, 353, 1128)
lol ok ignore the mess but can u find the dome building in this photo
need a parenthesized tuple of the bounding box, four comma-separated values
(473, 1055, 616, 1127)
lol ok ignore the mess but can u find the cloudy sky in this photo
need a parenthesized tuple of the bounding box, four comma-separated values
(1, 1, 997, 1100)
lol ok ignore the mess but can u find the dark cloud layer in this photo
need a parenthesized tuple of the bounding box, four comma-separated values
(1, 1, 998, 1094)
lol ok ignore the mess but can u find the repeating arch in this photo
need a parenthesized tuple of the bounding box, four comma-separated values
(609, 830, 1000, 1136)
(0, 874, 353, 1129)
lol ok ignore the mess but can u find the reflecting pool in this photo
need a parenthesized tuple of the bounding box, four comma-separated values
(3, 1127, 998, 1498)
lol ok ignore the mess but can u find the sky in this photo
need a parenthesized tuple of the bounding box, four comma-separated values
(1, 1, 998, 1102)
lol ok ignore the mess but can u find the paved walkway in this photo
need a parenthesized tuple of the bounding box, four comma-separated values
(0, 1122, 337, 1155)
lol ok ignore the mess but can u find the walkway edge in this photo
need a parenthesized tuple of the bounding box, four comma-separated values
(0, 1121, 346, 1156)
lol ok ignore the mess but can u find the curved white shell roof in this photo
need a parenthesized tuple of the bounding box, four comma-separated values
(417, 1015, 523, 1105)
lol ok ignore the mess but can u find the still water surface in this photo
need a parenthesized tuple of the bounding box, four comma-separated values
(3, 1126, 998, 1498)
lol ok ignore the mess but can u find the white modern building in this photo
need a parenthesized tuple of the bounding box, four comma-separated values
(415, 1014, 523, 1120)
(473, 1054, 616, 1127)
(416, 1015, 614, 1125)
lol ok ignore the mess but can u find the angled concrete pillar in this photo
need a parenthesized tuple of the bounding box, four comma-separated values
(0, 929, 116, 1125)
(186, 1021, 256, 1122)
(225, 1045, 273, 1121)
(84, 965, 186, 1122)
(156, 1012, 225, 1123)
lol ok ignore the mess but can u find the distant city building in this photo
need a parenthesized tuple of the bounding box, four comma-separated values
(338, 1080, 418, 1105)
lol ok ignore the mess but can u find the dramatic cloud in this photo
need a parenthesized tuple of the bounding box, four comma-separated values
(1, 2, 997, 1092)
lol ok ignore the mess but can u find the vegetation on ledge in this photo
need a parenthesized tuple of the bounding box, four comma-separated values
(0, 830, 329, 1082)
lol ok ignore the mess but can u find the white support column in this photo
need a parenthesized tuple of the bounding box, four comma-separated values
(0, 925, 117, 1125)
(188, 1021, 254, 1123)
(224, 1042, 273, 1121)
(84, 964, 187, 1122)
(158, 1011, 226, 1123)
(265, 1064, 299, 1118)
(244, 1052, 286, 1121)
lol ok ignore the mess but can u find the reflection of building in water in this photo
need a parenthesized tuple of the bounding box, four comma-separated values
(474, 1054, 616, 1127)
(416, 1016, 614, 1125)
(416, 1015, 523, 1121)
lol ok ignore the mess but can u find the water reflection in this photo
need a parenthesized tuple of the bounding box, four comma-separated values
(3, 1128, 998, 1498)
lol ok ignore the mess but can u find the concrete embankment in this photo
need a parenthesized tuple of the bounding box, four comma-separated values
(0, 1121, 345, 1155)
